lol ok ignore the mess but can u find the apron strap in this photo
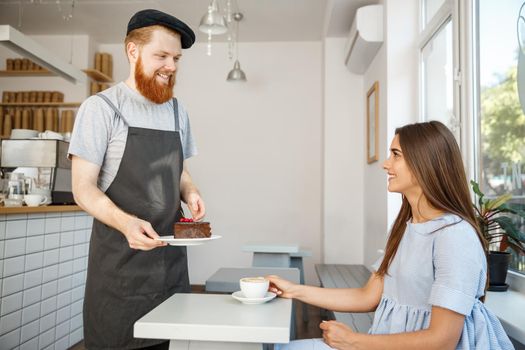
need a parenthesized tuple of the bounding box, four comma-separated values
(97, 93, 129, 126)
(172, 98, 180, 132)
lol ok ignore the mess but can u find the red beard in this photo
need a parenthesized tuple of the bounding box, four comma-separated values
(135, 56, 175, 104)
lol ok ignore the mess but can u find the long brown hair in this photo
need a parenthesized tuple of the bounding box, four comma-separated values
(377, 121, 487, 282)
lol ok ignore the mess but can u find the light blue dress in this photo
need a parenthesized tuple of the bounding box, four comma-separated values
(276, 214, 514, 350)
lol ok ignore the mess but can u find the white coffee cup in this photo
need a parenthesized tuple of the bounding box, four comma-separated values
(24, 194, 48, 207)
(30, 188, 52, 204)
(4, 198, 23, 207)
(240, 277, 269, 299)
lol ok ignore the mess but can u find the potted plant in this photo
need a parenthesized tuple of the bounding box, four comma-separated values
(471, 180, 525, 291)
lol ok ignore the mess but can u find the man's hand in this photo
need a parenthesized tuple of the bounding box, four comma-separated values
(121, 216, 167, 251)
(185, 191, 205, 221)
(320, 320, 357, 349)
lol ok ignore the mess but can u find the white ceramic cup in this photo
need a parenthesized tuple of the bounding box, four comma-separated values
(4, 198, 23, 207)
(239, 277, 269, 298)
(30, 188, 52, 204)
(23, 194, 48, 207)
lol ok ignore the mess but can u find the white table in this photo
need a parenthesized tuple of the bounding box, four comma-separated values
(134, 293, 292, 350)
(205, 267, 300, 340)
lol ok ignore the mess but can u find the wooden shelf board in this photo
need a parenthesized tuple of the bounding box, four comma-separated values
(83, 69, 113, 83)
(0, 204, 82, 214)
(0, 70, 54, 77)
(0, 102, 81, 107)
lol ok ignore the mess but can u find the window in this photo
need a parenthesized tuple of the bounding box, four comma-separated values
(421, 21, 456, 137)
(475, 0, 525, 274)
(419, 0, 461, 141)
(422, 0, 448, 28)
(421, 0, 525, 276)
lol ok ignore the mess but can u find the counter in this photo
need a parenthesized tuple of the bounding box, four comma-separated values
(0, 208, 92, 350)
(0, 205, 82, 215)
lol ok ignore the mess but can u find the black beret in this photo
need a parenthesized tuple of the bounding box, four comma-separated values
(127, 9, 196, 49)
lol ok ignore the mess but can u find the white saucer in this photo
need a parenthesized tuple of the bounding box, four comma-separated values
(155, 235, 222, 246)
(231, 291, 277, 305)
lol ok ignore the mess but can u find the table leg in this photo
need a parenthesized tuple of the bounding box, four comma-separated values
(169, 340, 264, 349)
(290, 257, 309, 322)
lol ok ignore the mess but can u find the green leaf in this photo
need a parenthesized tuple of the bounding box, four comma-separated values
(486, 193, 513, 210)
(470, 180, 484, 208)
(493, 216, 525, 243)
(505, 203, 525, 219)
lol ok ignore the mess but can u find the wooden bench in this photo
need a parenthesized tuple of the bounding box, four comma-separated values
(315, 264, 375, 333)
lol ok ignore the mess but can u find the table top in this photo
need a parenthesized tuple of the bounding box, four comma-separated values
(134, 293, 292, 344)
(205, 267, 300, 293)
(243, 244, 300, 254)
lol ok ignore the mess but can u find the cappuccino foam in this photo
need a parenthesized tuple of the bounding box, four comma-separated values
(241, 277, 267, 283)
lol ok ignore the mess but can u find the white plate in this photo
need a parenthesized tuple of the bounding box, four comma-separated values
(155, 235, 222, 246)
(231, 291, 277, 305)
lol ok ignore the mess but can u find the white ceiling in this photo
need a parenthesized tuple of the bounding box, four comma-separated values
(0, 0, 376, 43)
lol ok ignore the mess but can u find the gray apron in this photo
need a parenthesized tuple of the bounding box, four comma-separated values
(83, 94, 190, 349)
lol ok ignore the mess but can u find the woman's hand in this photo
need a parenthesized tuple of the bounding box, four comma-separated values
(266, 275, 298, 299)
(320, 320, 357, 349)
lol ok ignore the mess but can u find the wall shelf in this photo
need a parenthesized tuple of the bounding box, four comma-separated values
(0, 102, 81, 107)
(83, 68, 113, 83)
(0, 69, 54, 77)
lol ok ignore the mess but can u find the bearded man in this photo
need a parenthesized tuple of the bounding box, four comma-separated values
(68, 9, 205, 350)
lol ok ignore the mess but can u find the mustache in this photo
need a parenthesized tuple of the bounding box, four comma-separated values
(135, 56, 175, 104)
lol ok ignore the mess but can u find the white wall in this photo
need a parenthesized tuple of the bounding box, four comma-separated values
(323, 37, 364, 264)
(100, 41, 324, 285)
(362, 0, 419, 267)
(363, 42, 389, 267)
(384, 0, 419, 227)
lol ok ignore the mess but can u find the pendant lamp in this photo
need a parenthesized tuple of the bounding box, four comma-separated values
(226, 12, 247, 82)
(199, 0, 228, 56)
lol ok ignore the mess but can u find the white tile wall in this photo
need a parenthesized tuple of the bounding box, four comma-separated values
(0, 211, 92, 350)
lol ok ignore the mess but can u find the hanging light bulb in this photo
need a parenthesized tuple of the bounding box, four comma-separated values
(226, 12, 247, 82)
(198, 0, 228, 36)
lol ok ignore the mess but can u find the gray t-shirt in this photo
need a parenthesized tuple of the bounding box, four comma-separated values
(68, 82, 197, 192)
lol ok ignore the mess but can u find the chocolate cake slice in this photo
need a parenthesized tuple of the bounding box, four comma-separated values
(173, 222, 211, 238)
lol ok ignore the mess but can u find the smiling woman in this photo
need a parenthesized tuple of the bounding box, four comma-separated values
(270, 121, 513, 350)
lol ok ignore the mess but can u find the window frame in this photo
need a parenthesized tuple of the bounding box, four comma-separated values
(418, 0, 462, 146)
(463, 0, 525, 289)
(419, 0, 525, 289)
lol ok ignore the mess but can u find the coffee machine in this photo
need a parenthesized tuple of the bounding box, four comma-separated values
(1, 139, 74, 204)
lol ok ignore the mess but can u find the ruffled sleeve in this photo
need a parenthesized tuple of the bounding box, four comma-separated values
(428, 222, 485, 315)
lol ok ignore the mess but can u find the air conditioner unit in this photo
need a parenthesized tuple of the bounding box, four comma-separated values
(344, 5, 383, 74)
